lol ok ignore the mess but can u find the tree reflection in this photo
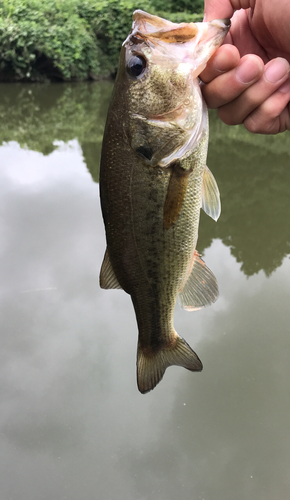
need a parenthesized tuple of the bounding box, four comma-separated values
(0, 82, 289, 277)
(0, 81, 113, 179)
(198, 116, 290, 277)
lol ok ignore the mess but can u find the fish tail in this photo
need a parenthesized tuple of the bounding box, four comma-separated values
(137, 334, 202, 394)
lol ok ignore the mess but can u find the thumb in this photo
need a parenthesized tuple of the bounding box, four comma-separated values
(204, 0, 251, 21)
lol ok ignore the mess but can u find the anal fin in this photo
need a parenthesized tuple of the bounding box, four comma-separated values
(99, 248, 122, 290)
(179, 250, 218, 310)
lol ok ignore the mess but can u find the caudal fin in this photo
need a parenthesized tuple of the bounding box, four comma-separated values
(137, 335, 202, 394)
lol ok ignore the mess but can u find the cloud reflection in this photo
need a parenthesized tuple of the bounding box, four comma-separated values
(1, 140, 290, 500)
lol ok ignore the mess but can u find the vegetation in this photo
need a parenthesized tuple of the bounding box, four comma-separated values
(0, 0, 203, 82)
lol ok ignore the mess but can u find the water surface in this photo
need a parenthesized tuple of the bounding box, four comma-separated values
(0, 82, 290, 500)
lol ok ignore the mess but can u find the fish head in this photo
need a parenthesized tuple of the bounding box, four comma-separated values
(116, 11, 230, 165)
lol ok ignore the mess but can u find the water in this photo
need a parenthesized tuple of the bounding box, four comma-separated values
(0, 82, 290, 500)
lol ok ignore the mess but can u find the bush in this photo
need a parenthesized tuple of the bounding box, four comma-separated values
(151, 0, 203, 14)
(0, 0, 204, 81)
(0, 0, 101, 81)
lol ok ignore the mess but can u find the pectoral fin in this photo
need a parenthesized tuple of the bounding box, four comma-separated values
(201, 165, 221, 221)
(179, 250, 218, 310)
(99, 248, 122, 290)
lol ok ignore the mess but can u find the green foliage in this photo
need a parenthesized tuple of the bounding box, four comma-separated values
(155, 10, 203, 24)
(151, 0, 203, 14)
(0, 0, 102, 81)
(0, 0, 204, 81)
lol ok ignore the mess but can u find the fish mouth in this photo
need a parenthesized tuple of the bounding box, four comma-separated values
(210, 18, 231, 28)
(125, 11, 230, 47)
(221, 18, 231, 27)
(199, 18, 231, 48)
(184, 18, 230, 74)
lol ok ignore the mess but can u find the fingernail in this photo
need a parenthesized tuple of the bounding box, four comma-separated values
(279, 78, 290, 93)
(264, 58, 290, 83)
(235, 58, 261, 84)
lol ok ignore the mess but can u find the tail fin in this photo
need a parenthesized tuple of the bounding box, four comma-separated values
(137, 335, 202, 394)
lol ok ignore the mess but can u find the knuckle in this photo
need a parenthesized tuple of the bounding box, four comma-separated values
(243, 114, 275, 134)
(244, 118, 263, 133)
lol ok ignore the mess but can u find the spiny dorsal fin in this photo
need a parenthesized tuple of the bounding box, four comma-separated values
(99, 248, 122, 290)
(201, 165, 221, 221)
(137, 334, 202, 394)
(179, 250, 218, 310)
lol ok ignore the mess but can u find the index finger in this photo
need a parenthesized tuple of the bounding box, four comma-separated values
(204, 0, 251, 21)
(200, 44, 240, 83)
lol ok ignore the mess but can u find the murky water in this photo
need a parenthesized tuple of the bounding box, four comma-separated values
(0, 82, 290, 500)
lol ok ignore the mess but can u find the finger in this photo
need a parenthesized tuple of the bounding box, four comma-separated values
(244, 78, 290, 134)
(218, 58, 290, 125)
(200, 45, 240, 84)
(204, 0, 250, 21)
(202, 54, 264, 109)
(228, 10, 268, 60)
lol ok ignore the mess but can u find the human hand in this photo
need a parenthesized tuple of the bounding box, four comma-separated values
(200, 0, 290, 134)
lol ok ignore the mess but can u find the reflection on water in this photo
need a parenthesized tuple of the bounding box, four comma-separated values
(0, 82, 290, 500)
(200, 129, 290, 276)
(0, 82, 289, 276)
(0, 82, 112, 180)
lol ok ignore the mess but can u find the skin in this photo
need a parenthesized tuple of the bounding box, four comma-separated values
(200, 0, 290, 134)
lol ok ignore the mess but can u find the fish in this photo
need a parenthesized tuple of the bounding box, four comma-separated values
(99, 10, 230, 394)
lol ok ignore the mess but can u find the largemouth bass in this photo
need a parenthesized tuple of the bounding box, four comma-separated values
(99, 11, 230, 394)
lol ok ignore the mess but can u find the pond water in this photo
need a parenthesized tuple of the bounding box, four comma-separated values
(0, 82, 290, 500)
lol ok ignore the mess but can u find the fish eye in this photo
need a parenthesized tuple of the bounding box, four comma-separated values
(126, 55, 147, 78)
